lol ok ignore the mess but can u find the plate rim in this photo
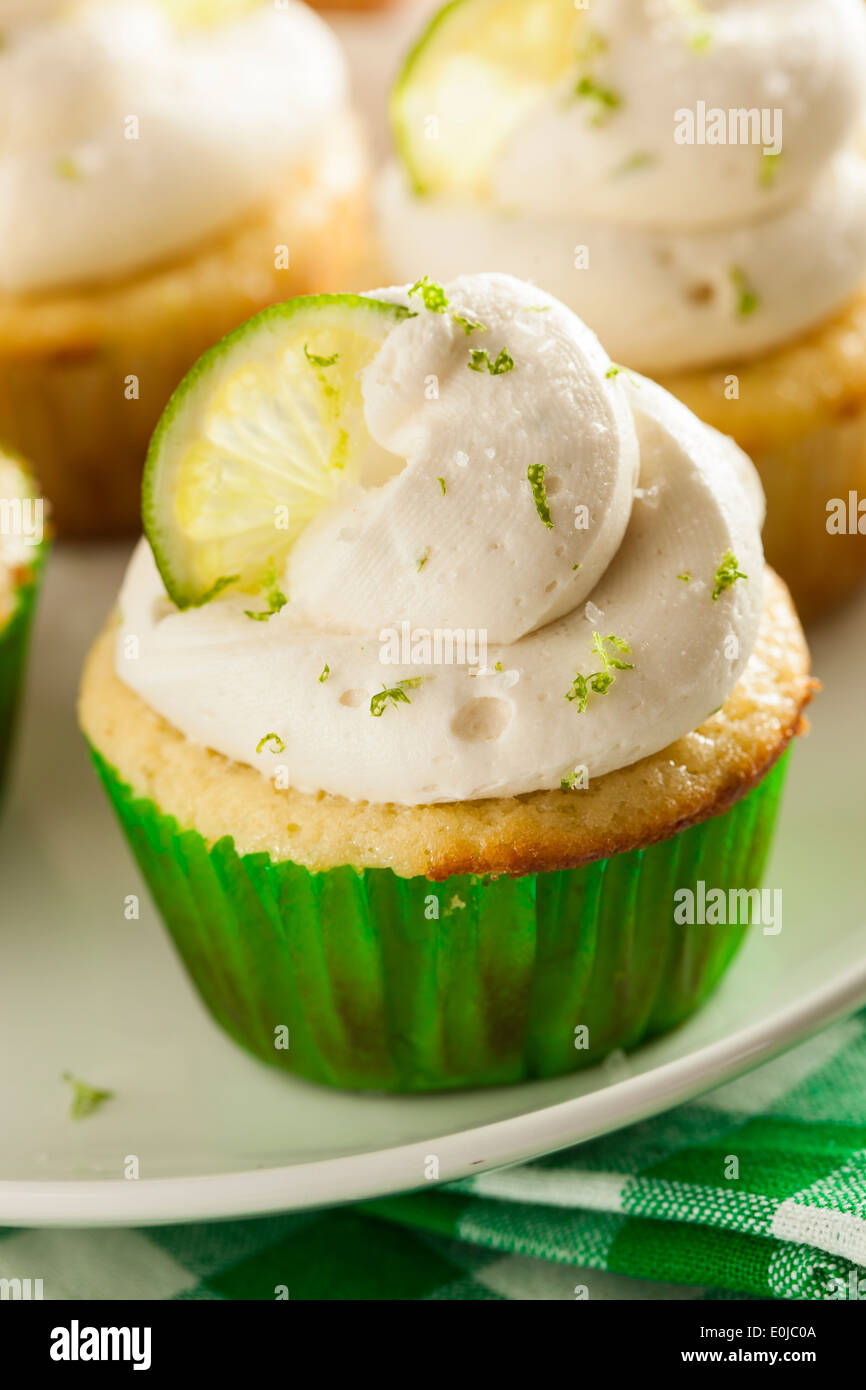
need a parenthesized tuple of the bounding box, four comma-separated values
(4, 947, 865, 1227)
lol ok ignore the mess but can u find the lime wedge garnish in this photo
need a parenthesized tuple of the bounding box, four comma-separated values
(142, 294, 410, 610)
(391, 0, 583, 198)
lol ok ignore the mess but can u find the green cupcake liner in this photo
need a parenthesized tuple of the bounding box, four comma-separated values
(89, 745, 790, 1092)
(0, 548, 46, 802)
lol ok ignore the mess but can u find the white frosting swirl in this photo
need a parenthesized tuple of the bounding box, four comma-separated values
(115, 274, 765, 805)
(381, 0, 866, 373)
(0, 0, 349, 293)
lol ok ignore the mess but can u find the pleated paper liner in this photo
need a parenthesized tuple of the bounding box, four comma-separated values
(89, 746, 790, 1092)
(0, 547, 47, 800)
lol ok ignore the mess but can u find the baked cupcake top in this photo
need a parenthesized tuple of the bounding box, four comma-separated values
(0, 0, 348, 293)
(0, 451, 44, 628)
(115, 272, 765, 804)
(383, 0, 866, 372)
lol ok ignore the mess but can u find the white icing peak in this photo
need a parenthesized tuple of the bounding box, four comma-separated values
(494, 0, 866, 231)
(0, 0, 348, 292)
(116, 274, 766, 806)
(381, 0, 866, 372)
(287, 278, 639, 645)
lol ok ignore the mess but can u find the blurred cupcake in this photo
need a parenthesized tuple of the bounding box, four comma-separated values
(0, 450, 48, 802)
(0, 0, 369, 537)
(80, 273, 812, 1091)
(381, 0, 866, 621)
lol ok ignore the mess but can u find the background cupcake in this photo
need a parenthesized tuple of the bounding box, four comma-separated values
(0, 450, 48, 803)
(0, 0, 369, 536)
(79, 273, 813, 1091)
(381, 0, 866, 621)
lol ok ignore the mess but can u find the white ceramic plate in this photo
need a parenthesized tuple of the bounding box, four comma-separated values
(1, 546, 864, 1227)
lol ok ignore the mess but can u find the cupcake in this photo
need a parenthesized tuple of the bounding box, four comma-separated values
(79, 272, 813, 1091)
(381, 0, 866, 621)
(0, 0, 368, 537)
(0, 451, 48, 802)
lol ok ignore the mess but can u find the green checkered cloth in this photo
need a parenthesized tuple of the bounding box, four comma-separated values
(3, 1010, 866, 1300)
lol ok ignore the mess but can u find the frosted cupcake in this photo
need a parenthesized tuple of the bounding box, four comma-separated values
(0, 0, 368, 536)
(80, 272, 812, 1091)
(381, 0, 866, 621)
(0, 451, 48, 802)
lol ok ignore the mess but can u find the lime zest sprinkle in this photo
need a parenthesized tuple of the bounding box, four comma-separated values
(561, 768, 585, 791)
(244, 561, 287, 622)
(62, 1073, 113, 1121)
(468, 346, 514, 375)
(54, 154, 82, 181)
(452, 312, 487, 336)
(527, 463, 554, 529)
(575, 28, 608, 65)
(256, 732, 286, 754)
(730, 266, 760, 317)
(195, 573, 239, 607)
(606, 363, 640, 387)
(494, 661, 503, 672)
(572, 563, 582, 571)
(437, 476, 446, 496)
(566, 632, 633, 713)
(417, 547, 431, 571)
(524, 305, 551, 313)
(759, 151, 783, 189)
(574, 75, 622, 126)
(677, 571, 691, 583)
(409, 275, 449, 313)
(370, 678, 426, 717)
(614, 151, 655, 177)
(318, 664, 330, 683)
(672, 0, 714, 52)
(303, 344, 340, 369)
(711, 551, 747, 601)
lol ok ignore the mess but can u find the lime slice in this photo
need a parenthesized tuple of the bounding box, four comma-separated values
(391, 0, 583, 198)
(142, 294, 410, 610)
